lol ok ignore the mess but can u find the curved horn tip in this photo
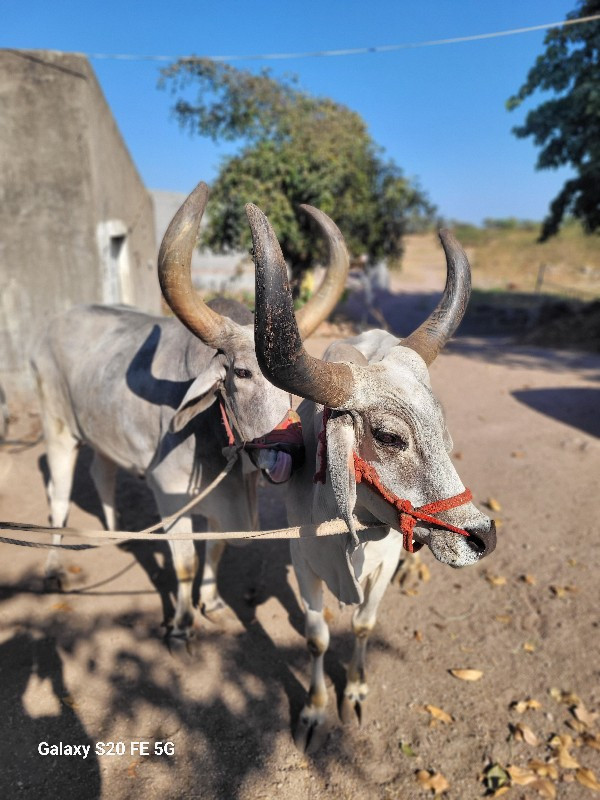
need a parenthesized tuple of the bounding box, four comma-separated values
(244, 202, 265, 224)
(438, 228, 463, 250)
(184, 181, 210, 212)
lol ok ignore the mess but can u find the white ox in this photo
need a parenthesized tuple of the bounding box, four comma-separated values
(31, 183, 348, 640)
(245, 205, 497, 749)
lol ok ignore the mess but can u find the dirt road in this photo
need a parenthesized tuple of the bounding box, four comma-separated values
(1, 325, 599, 799)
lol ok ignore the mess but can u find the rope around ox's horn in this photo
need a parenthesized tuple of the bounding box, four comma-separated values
(0, 447, 386, 550)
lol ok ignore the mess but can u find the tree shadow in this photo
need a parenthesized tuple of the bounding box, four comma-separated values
(512, 387, 600, 438)
(0, 586, 397, 799)
(0, 630, 101, 798)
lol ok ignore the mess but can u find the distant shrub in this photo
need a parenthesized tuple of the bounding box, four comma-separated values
(483, 217, 538, 232)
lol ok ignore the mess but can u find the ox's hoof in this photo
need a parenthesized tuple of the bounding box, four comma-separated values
(294, 706, 330, 753)
(201, 595, 236, 624)
(165, 609, 198, 653)
(165, 624, 198, 656)
(340, 681, 369, 726)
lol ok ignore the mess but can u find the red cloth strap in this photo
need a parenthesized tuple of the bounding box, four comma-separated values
(220, 400, 303, 450)
(247, 410, 304, 449)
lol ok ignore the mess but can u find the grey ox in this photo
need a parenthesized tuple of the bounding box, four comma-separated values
(245, 205, 497, 750)
(31, 182, 348, 640)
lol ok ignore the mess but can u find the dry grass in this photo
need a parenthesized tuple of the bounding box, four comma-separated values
(452, 221, 600, 299)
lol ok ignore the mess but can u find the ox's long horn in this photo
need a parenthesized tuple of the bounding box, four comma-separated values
(246, 203, 355, 408)
(158, 181, 229, 347)
(402, 229, 471, 365)
(295, 205, 349, 339)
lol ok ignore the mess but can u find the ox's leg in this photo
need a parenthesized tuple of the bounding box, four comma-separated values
(90, 452, 117, 530)
(341, 544, 401, 724)
(291, 550, 331, 752)
(43, 424, 79, 591)
(199, 471, 258, 619)
(199, 538, 227, 617)
(167, 521, 198, 640)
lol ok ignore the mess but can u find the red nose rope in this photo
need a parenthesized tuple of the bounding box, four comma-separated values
(314, 408, 473, 553)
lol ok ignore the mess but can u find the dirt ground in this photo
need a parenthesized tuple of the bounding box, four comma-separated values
(1, 252, 600, 799)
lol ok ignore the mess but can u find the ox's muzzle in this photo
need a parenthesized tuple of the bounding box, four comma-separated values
(245, 410, 305, 484)
(425, 518, 497, 568)
(463, 519, 497, 558)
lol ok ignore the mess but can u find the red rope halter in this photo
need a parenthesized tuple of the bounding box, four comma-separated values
(314, 408, 473, 552)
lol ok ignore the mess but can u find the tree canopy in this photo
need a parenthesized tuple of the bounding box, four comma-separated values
(507, 1, 600, 241)
(160, 59, 435, 278)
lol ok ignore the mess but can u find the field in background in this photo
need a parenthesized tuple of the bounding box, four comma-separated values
(442, 220, 600, 299)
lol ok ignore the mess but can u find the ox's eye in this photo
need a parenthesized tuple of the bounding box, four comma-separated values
(234, 367, 252, 379)
(372, 428, 408, 449)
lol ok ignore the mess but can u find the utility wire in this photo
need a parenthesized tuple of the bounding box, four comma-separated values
(79, 14, 600, 64)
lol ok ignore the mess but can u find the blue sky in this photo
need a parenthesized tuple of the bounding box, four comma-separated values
(4, 0, 581, 224)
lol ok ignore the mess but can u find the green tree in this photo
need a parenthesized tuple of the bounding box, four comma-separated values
(507, 1, 600, 241)
(160, 59, 435, 279)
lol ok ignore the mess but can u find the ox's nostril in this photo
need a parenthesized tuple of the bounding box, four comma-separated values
(466, 534, 486, 555)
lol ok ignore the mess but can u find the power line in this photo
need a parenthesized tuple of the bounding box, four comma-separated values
(80, 13, 600, 64)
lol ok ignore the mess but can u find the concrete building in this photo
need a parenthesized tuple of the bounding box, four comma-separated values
(0, 49, 160, 400)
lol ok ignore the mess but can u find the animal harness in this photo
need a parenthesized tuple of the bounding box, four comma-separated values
(314, 408, 473, 553)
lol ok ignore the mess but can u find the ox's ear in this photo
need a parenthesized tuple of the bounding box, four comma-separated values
(325, 413, 359, 547)
(170, 355, 226, 434)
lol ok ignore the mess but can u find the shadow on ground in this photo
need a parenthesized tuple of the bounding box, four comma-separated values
(512, 387, 600, 439)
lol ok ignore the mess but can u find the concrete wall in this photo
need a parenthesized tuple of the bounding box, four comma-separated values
(0, 49, 159, 400)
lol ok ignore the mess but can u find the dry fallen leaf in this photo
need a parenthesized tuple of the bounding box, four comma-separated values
(482, 763, 510, 792)
(549, 688, 581, 706)
(532, 778, 557, 798)
(521, 573, 537, 585)
(573, 703, 599, 728)
(486, 573, 507, 587)
(557, 748, 580, 769)
(416, 770, 450, 796)
(550, 735, 580, 769)
(513, 722, 540, 746)
(425, 705, 454, 725)
(67, 564, 82, 574)
(486, 497, 502, 512)
(402, 587, 419, 597)
(450, 668, 483, 682)
(127, 760, 140, 779)
(576, 767, 600, 791)
(61, 694, 79, 710)
(414, 629, 424, 642)
(51, 602, 73, 613)
(399, 741, 417, 757)
(512, 698, 542, 714)
(511, 450, 526, 458)
(566, 718, 587, 734)
(507, 764, 538, 785)
(583, 732, 600, 751)
(418, 562, 431, 582)
(550, 585, 578, 598)
(528, 759, 559, 780)
(523, 642, 536, 653)
(494, 614, 512, 624)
